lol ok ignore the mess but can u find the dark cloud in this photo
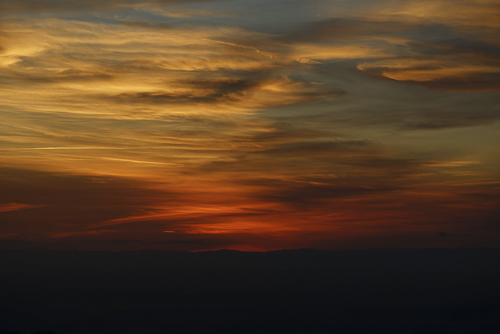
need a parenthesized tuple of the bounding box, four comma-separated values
(243, 178, 402, 208)
(108, 77, 266, 105)
(341, 156, 423, 172)
(109, 75, 342, 106)
(121, 21, 172, 30)
(261, 139, 373, 156)
(361, 61, 500, 93)
(234, 123, 335, 144)
(400, 73, 500, 93)
(277, 18, 415, 43)
(461, 189, 500, 202)
(197, 139, 375, 173)
(406, 25, 500, 58)
(198, 134, 426, 180)
(180, 78, 262, 94)
(400, 106, 500, 130)
(291, 75, 500, 131)
(159, 239, 208, 244)
(114, 91, 233, 104)
(261, 140, 423, 174)
(0, 167, 178, 229)
(437, 231, 455, 237)
(278, 16, 500, 92)
(361, 25, 500, 92)
(110, 239, 143, 243)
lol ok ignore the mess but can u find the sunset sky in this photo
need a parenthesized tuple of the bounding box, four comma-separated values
(1, 0, 499, 251)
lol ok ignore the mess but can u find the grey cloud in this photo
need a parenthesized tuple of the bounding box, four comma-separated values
(406, 25, 500, 58)
(0, 0, 219, 13)
(197, 134, 426, 184)
(197, 139, 375, 172)
(340, 156, 423, 171)
(400, 73, 500, 93)
(235, 123, 335, 144)
(121, 21, 172, 30)
(261, 139, 373, 156)
(289, 65, 500, 131)
(365, 25, 500, 92)
(180, 78, 262, 94)
(282, 17, 500, 58)
(280, 17, 500, 92)
(277, 18, 415, 43)
(400, 106, 500, 130)
(243, 178, 402, 208)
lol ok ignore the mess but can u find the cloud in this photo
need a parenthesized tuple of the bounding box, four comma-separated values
(197, 135, 426, 181)
(255, 179, 402, 208)
(0, 166, 181, 236)
(354, 0, 500, 92)
(0, 19, 339, 120)
(358, 58, 500, 92)
(0, 0, 219, 14)
(0, 0, 499, 251)
(0, 203, 42, 213)
(278, 17, 416, 43)
(272, 2, 500, 92)
(121, 21, 172, 30)
(400, 107, 500, 129)
(375, 0, 500, 29)
(260, 139, 373, 156)
(109, 76, 342, 112)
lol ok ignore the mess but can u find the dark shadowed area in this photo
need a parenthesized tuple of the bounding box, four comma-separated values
(1, 248, 499, 334)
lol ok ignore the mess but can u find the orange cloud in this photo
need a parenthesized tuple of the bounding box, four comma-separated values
(1, 0, 499, 251)
(0, 203, 42, 213)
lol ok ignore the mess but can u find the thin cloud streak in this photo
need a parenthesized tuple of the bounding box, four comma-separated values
(0, 203, 43, 213)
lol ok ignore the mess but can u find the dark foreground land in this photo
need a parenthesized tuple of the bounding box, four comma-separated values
(1, 248, 499, 334)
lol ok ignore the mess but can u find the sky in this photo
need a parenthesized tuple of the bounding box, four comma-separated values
(0, 0, 499, 251)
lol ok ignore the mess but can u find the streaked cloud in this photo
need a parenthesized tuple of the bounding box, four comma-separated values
(0, 0, 499, 250)
(0, 203, 42, 213)
(0, 0, 219, 14)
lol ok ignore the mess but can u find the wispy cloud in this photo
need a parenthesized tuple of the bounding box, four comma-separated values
(0, 203, 43, 213)
(1, 0, 499, 250)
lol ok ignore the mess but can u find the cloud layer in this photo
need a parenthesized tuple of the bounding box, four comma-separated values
(1, 0, 499, 250)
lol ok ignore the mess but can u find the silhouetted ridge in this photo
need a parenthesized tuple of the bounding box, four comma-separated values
(1, 248, 499, 334)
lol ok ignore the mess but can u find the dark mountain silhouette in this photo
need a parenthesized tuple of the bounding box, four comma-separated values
(1, 248, 499, 334)
(0, 331, 58, 334)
